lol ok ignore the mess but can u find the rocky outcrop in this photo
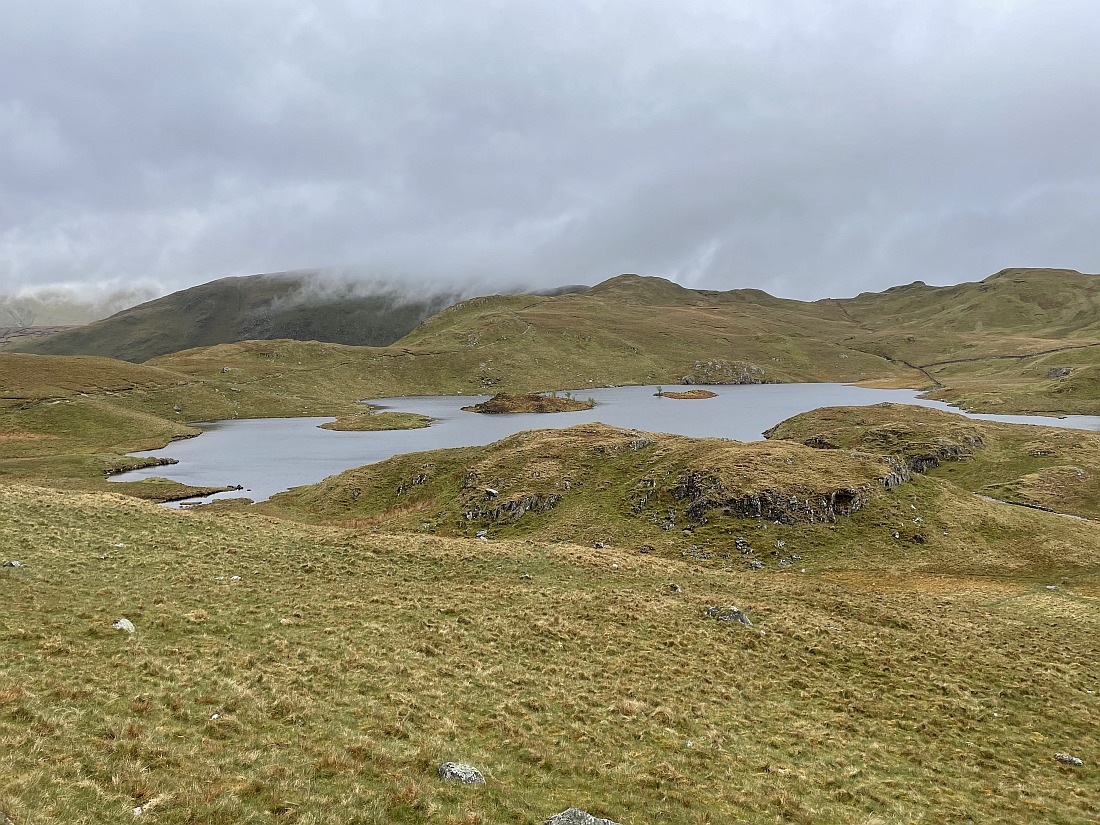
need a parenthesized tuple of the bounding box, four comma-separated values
(679, 359, 767, 385)
(466, 493, 562, 524)
(669, 470, 871, 524)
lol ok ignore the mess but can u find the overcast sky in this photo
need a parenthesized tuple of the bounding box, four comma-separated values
(2, 0, 1099, 301)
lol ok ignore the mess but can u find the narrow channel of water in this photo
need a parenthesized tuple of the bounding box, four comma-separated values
(109, 383, 1099, 504)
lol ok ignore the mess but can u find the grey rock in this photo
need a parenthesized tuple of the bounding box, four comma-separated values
(437, 762, 485, 784)
(705, 605, 753, 627)
(1047, 367, 1074, 379)
(668, 583, 682, 594)
(0, 809, 12, 825)
(3, 560, 24, 568)
(112, 618, 136, 634)
(1054, 752, 1084, 767)
(746, 559, 764, 570)
(544, 808, 623, 825)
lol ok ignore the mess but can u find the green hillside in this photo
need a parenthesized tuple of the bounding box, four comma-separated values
(3, 268, 1100, 823)
(6, 272, 465, 363)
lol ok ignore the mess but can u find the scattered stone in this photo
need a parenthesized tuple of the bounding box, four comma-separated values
(230, 576, 241, 582)
(475, 530, 488, 538)
(3, 560, 24, 568)
(210, 713, 221, 721)
(484, 488, 499, 498)
(746, 559, 764, 570)
(1054, 752, 1084, 767)
(544, 809, 623, 825)
(133, 806, 143, 817)
(520, 573, 532, 580)
(437, 762, 486, 784)
(113, 618, 136, 634)
(668, 584, 682, 594)
(705, 605, 753, 627)
(594, 541, 610, 549)
(791, 553, 802, 561)
(778, 558, 792, 568)
(1047, 367, 1074, 379)
(1, 809, 13, 825)
(1046, 585, 1058, 591)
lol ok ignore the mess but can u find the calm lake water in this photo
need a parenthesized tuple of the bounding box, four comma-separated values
(109, 383, 1100, 504)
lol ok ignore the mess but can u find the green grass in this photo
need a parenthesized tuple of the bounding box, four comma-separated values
(1, 483, 1098, 824)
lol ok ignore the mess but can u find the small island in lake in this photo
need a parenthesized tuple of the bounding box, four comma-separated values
(656, 389, 718, 399)
(319, 411, 433, 431)
(462, 392, 595, 414)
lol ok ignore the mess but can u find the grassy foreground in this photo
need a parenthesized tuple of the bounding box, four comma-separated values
(1, 482, 1098, 824)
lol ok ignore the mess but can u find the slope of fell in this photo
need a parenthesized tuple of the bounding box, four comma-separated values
(3, 482, 1099, 823)
(8, 272, 464, 363)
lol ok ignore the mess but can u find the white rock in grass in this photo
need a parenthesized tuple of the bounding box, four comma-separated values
(437, 762, 485, 784)
(544, 808, 623, 825)
(2, 560, 23, 568)
(1055, 752, 1084, 767)
(113, 618, 136, 634)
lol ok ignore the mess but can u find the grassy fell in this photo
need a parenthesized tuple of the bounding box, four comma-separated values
(1, 483, 1099, 824)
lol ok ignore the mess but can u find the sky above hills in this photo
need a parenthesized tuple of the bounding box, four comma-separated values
(3, 1, 1100, 302)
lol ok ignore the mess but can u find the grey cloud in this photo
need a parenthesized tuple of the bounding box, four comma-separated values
(2, 0, 1099, 302)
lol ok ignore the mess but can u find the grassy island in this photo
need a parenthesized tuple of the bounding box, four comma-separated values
(461, 392, 594, 414)
(318, 411, 432, 431)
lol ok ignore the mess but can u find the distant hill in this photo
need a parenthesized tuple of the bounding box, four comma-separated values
(6, 271, 470, 363)
(0, 286, 157, 327)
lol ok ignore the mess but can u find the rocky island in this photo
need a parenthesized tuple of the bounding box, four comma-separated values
(462, 392, 595, 414)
